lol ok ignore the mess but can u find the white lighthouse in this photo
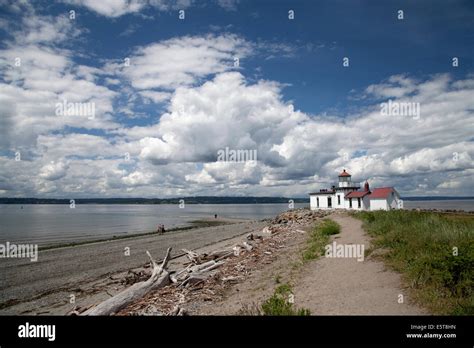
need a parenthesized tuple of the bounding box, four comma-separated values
(309, 169, 402, 211)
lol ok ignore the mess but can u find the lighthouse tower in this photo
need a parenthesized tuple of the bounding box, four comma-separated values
(332, 169, 360, 208)
(338, 169, 352, 188)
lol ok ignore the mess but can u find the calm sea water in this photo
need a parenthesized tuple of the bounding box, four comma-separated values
(0, 200, 472, 246)
(403, 200, 474, 211)
(0, 203, 306, 246)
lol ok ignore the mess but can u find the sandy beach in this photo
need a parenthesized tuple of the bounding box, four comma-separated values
(0, 218, 266, 315)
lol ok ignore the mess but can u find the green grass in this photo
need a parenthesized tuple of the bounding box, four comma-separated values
(260, 283, 311, 316)
(237, 283, 311, 316)
(354, 210, 474, 315)
(302, 219, 341, 262)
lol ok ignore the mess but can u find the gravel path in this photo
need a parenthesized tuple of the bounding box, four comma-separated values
(0, 219, 265, 313)
(293, 213, 426, 315)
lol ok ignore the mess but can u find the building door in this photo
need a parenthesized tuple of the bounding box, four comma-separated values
(328, 197, 332, 208)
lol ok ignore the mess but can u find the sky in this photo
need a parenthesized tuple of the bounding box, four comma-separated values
(0, 0, 473, 198)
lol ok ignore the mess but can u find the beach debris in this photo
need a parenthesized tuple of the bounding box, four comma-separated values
(168, 305, 186, 316)
(123, 269, 149, 285)
(105, 208, 331, 316)
(182, 248, 233, 265)
(82, 248, 173, 316)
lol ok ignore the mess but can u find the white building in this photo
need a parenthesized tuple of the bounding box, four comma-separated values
(309, 169, 402, 211)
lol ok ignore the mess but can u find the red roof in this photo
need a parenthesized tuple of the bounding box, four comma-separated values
(338, 169, 351, 177)
(346, 191, 370, 198)
(369, 187, 395, 199)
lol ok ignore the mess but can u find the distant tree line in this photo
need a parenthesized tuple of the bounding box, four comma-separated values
(0, 197, 309, 204)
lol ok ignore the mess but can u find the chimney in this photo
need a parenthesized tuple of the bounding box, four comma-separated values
(364, 181, 370, 192)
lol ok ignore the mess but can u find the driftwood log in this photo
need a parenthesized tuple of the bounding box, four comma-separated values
(82, 248, 172, 316)
(82, 244, 241, 315)
(182, 248, 233, 264)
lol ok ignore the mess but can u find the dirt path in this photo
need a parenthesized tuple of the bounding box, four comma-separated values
(198, 212, 426, 315)
(292, 213, 426, 315)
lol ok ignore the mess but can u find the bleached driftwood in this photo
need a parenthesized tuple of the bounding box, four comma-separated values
(178, 260, 225, 287)
(182, 248, 200, 263)
(182, 248, 233, 265)
(82, 248, 172, 316)
(180, 274, 207, 287)
(242, 241, 253, 252)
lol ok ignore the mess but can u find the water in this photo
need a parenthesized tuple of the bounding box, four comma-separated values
(403, 200, 474, 211)
(0, 200, 472, 247)
(0, 203, 307, 246)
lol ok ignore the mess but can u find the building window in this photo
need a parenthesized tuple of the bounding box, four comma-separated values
(316, 197, 319, 208)
(349, 198, 352, 208)
(358, 197, 361, 208)
(338, 195, 341, 205)
(328, 197, 332, 208)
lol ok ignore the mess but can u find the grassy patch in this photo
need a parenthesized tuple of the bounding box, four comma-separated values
(237, 284, 311, 316)
(302, 219, 341, 262)
(354, 210, 474, 315)
(261, 283, 311, 316)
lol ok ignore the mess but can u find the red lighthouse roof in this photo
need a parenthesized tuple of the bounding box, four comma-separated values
(338, 169, 351, 177)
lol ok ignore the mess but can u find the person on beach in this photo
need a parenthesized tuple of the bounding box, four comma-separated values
(156, 224, 165, 234)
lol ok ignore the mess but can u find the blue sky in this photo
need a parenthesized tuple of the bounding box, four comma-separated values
(0, 0, 473, 197)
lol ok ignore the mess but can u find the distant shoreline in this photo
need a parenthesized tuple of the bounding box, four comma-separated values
(0, 196, 473, 204)
(0, 197, 308, 204)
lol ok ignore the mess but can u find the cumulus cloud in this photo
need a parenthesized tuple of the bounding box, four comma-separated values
(62, 0, 240, 17)
(125, 72, 474, 196)
(108, 34, 252, 93)
(63, 0, 146, 17)
(0, 10, 119, 153)
(103, 33, 296, 109)
(136, 71, 304, 166)
(16, 15, 82, 45)
(63, 0, 193, 17)
(2, 62, 473, 197)
(216, 0, 240, 11)
(39, 161, 69, 181)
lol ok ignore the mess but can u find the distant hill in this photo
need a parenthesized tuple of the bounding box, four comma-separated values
(0, 197, 309, 204)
